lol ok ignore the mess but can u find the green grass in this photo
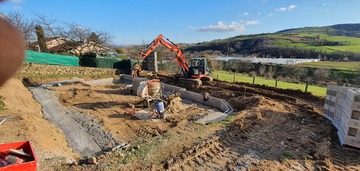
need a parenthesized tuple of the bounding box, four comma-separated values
(271, 39, 336, 53)
(297, 61, 360, 71)
(213, 70, 327, 97)
(272, 33, 360, 53)
(0, 96, 5, 111)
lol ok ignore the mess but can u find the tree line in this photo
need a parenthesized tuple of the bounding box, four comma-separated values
(184, 37, 360, 61)
(210, 60, 360, 86)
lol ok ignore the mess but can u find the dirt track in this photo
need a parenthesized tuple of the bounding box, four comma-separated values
(2, 77, 360, 170)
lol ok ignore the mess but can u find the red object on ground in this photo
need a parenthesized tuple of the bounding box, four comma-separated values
(125, 109, 136, 115)
(0, 141, 36, 171)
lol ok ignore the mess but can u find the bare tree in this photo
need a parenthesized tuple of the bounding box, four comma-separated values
(2, 11, 35, 46)
(34, 15, 113, 55)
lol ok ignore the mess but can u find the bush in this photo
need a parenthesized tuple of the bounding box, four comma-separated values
(265, 72, 273, 79)
(313, 68, 330, 81)
(248, 71, 257, 77)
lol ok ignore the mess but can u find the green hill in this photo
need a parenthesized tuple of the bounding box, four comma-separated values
(185, 23, 360, 61)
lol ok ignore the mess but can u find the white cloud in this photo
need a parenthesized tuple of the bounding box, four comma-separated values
(322, 3, 328, 6)
(244, 20, 259, 26)
(243, 12, 249, 16)
(196, 21, 245, 32)
(277, 7, 287, 12)
(268, 13, 274, 16)
(288, 5, 296, 10)
(276, 4, 296, 12)
(10, 0, 25, 3)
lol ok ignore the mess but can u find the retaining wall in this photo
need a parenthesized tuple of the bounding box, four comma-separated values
(19, 63, 116, 75)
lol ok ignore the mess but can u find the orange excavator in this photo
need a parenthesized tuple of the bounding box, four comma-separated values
(134, 34, 213, 87)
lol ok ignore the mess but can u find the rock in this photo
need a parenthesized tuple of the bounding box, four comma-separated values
(202, 92, 210, 101)
(87, 157, 97, 164)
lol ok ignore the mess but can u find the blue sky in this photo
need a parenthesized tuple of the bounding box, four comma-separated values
(1, 0, 360, 45)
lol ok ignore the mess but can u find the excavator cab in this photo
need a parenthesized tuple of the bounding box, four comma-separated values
(189, 58, 211, 79)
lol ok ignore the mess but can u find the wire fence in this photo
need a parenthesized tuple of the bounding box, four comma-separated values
(214, 72, 327, 96)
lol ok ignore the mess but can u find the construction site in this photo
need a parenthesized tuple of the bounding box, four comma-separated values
(2, 0, 360, 169)
(0, 32, 359, 170)
(0, 62, 359, 170)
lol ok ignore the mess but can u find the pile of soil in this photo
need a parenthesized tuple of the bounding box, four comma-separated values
(0, 78, 78, 168)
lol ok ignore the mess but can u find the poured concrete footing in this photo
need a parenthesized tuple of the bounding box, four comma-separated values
(119, 74, 233, 124)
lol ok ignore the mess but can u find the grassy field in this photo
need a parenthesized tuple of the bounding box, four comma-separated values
(297, 61, 360, 71)
(213, 70, 327, 97)
(272, 33, 360, 53)
(271, 39, 336, 53)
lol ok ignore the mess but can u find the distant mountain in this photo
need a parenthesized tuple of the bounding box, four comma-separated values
(184, 23, 360, 61)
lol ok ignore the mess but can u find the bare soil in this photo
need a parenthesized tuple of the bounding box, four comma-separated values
(1, 76, 360, 170)
(0, 78, 78, 170)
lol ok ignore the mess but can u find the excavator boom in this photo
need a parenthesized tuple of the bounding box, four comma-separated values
(135, 34, 212, 88)
(139, 34, 189, 77)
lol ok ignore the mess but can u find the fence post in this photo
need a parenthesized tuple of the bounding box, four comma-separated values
(217, 74, 218, 80)
(233, 73, 236, 83)
(305, 81, 309, 93)
(275, 78, 278, 88)
(252, 76, 255, 84)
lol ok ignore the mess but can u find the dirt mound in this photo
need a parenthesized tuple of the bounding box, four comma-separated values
(151, 76, 360, 170)
(228, 96, 262, 111)
(0, 78, 78, 165)
(165, 97, 186, 114)
(164, 96, 335, 170)
(218, 80, 325, 102)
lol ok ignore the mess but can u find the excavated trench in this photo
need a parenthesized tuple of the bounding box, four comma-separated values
(30, 87, 119, 157)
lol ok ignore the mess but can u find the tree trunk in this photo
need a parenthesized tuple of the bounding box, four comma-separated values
(35, 25, 48, 52)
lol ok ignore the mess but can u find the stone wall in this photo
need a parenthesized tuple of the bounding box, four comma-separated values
(19, 63, 116, 75)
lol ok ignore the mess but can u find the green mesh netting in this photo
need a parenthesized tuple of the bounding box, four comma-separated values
(113, 59, 138, 74)
(25, 50, 79, 66)
(79, 53, 122, 68)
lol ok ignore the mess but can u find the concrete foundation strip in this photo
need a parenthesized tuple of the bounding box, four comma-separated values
(41, 77, 84, 87)
(82, 78, 114, 86)
(120, 74, 233, 119)
(30, 87, 103, 157)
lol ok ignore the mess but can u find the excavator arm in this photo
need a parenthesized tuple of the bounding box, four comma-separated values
(138, 34, 190, 77)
